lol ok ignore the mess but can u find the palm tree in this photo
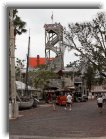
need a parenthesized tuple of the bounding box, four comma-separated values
(13, 9, 27, 35)
(13, 9, 27, 47)
(9, 9, 27, 99)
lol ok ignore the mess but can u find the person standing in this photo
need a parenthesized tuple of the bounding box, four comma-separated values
(97, 95, 103, 113)
(65, 93, 73, 111)
(103, 94, 106, 104)
(47, 92, 51, 103)
(51, 92, 57, 111)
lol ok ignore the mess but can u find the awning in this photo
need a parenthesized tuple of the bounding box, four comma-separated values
(16, 81, 36, 91)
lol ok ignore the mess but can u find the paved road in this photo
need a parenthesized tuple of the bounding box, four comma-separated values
(9, 100, 106, 138)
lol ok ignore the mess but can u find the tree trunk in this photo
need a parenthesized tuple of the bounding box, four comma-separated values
(9, 9, 18, 119)
(10, 9, 16, 103)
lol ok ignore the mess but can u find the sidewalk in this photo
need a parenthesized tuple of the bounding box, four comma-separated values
(10, 135, 106, 139)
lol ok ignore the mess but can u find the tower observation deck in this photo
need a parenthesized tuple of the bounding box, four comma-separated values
(44, 23, 64, 71)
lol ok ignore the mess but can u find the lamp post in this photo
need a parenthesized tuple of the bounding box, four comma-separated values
(9, 9, 18, 119)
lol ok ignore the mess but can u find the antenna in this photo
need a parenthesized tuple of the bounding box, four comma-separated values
(29, 28, 30, 37)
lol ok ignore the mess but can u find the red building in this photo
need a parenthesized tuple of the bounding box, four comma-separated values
(28, 55, 54, 68)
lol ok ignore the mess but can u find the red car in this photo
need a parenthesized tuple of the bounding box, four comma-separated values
(56, 95, 67, 105)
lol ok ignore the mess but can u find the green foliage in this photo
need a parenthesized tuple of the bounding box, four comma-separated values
(83, 64, 95, 90)
(15, 58, 25, 81)
(37, 64, 47, 69)
(66, 60, 82, 77)
(28, 70, 58, 88)
(15, 66, 20, 81)
(13, 9, 27, 36)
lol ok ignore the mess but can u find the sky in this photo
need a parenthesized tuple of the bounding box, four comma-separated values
(15, 9, 104, 67)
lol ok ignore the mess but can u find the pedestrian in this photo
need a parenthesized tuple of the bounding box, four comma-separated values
(47, 92, 51, 103)
(65, 93, 73, 111)
(97, 95, 103, 113)
(45, 93, 48, 103)
(51, 92, 57, 111)
(102, 94, 106, 104)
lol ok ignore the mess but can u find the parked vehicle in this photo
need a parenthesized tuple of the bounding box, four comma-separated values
(77, 95, 88, 102)
(32, 97, 39, 108)
(82, 95, 88, 101)
(56, 95, 66, 105)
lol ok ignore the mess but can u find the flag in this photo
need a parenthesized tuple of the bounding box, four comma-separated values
(51, 12, 53, 21)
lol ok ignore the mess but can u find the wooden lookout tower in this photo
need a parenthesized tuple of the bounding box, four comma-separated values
(44, 23, 64, 71)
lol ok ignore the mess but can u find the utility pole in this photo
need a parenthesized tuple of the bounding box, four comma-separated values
(9, 9, 18, 119)
(25, 29, 30, 96)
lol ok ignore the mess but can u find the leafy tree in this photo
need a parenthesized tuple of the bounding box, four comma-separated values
(15, 58, 25, 81)
(37, 64, 48, 70)
(28, 70, 58, 88)
(66, 60, 81, 77)
(64, 12, 106, 78)
(83, 64, 95, 91)
(9, 9, 27, 98)
(9, 9, 27, 47)
(13, 9, 27, 37)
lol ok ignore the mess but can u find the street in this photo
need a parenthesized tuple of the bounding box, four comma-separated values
(9, 100, 106, 139)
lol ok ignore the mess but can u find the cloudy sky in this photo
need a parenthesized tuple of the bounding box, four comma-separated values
(15, 9, 104, 66)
